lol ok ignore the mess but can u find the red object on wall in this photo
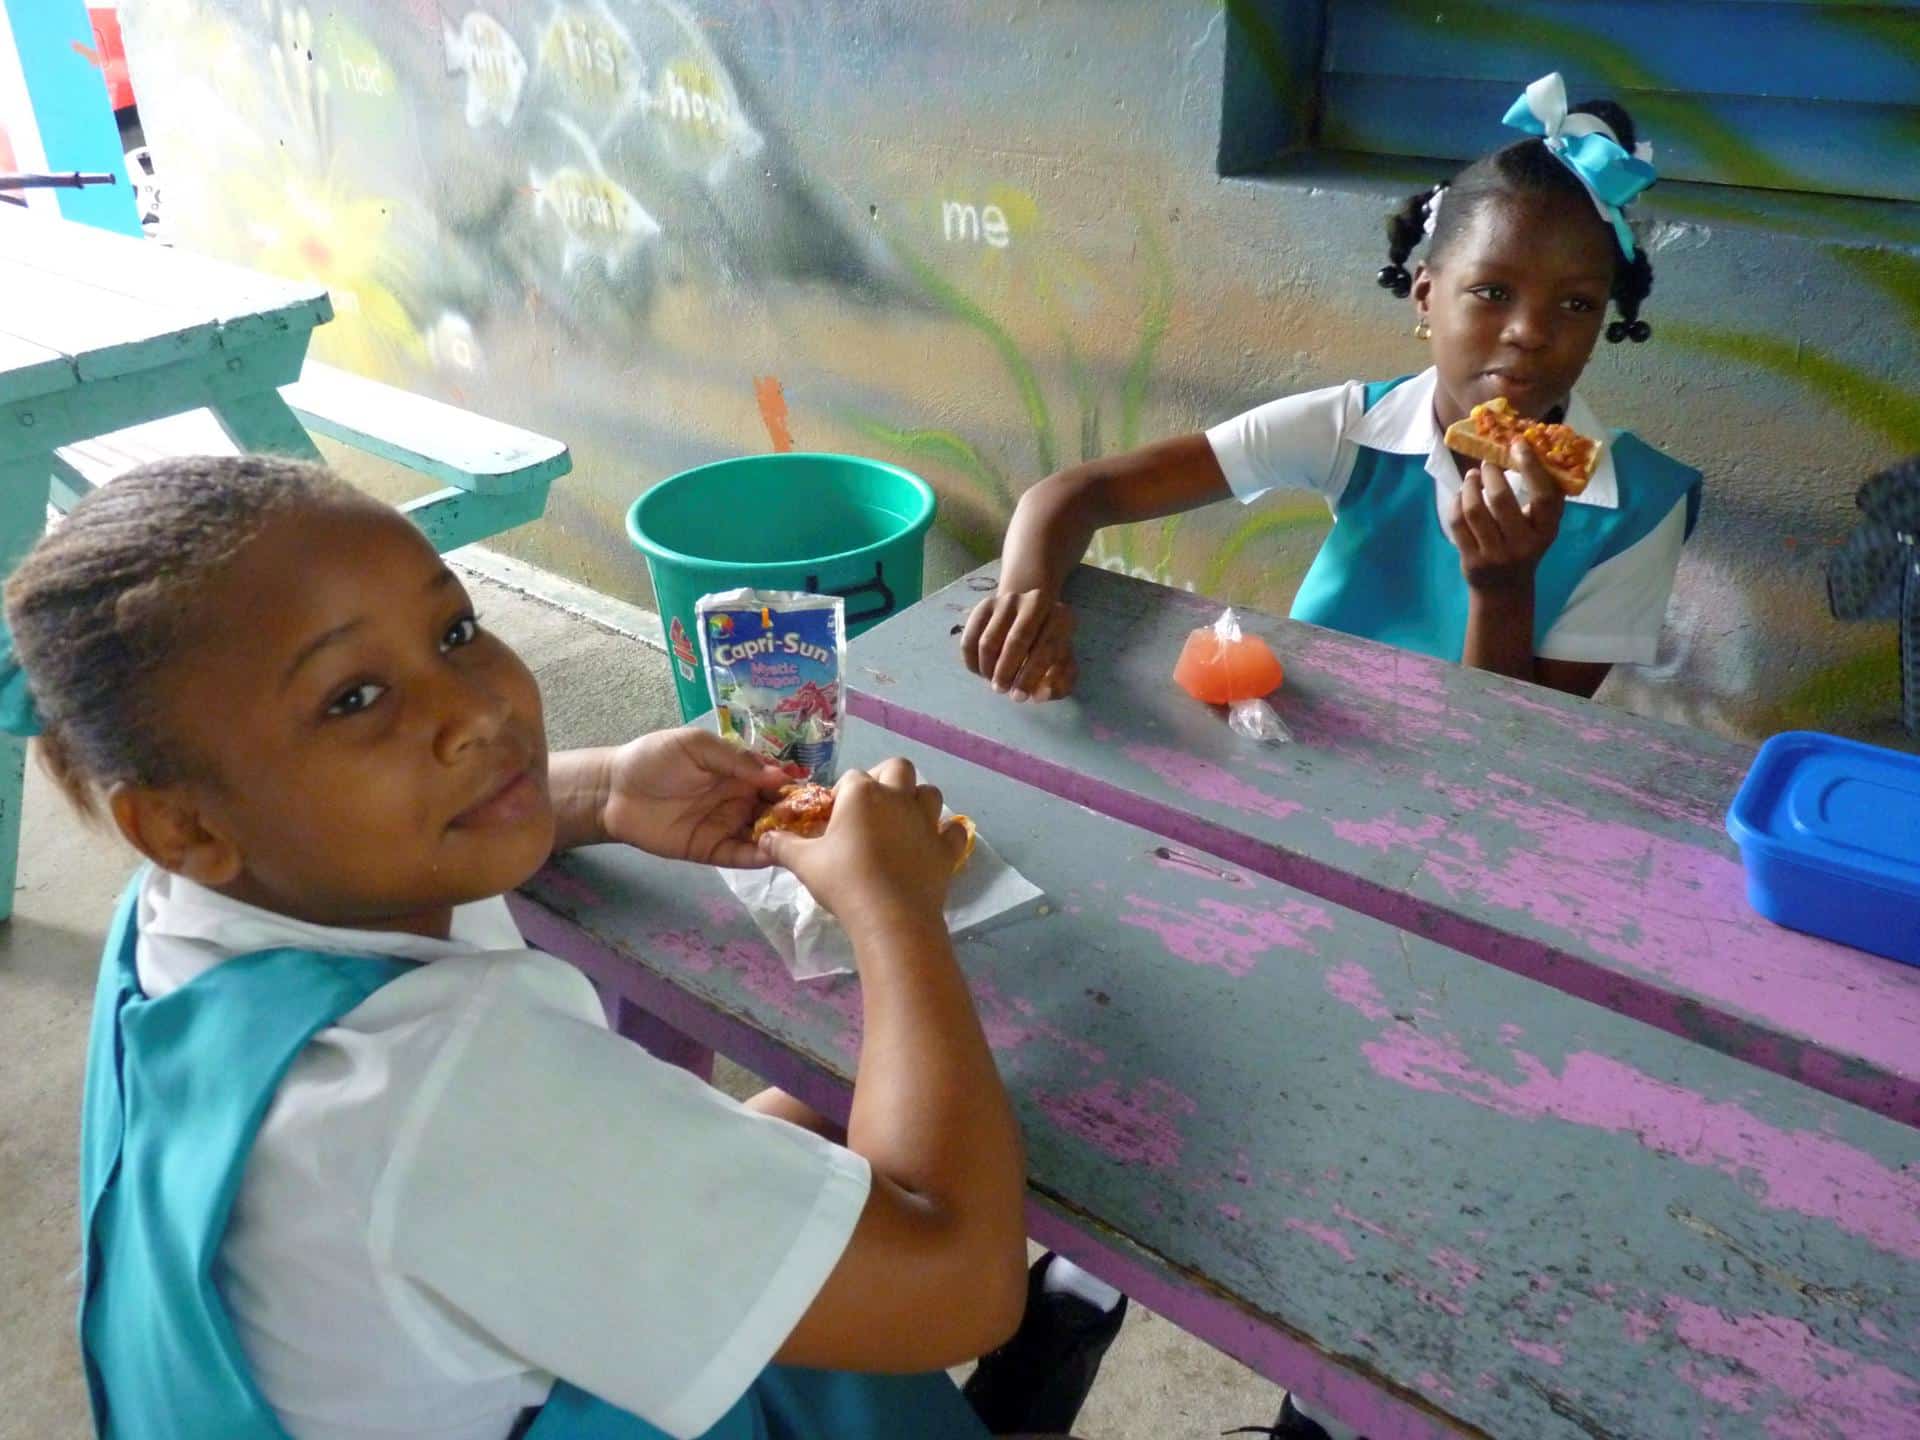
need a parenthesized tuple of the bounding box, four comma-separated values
(86, 6, 135, 114)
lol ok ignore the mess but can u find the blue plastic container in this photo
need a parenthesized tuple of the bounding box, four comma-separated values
(1726, 731, 1920, 966)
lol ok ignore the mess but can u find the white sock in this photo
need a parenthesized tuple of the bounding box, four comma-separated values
(1042, 1255, 1124, 1312)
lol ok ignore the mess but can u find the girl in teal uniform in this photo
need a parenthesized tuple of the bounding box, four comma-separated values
(963, 74, 1701, 711)
(957, 75, 1703, 1440)
(3, 457, 1040, 1440)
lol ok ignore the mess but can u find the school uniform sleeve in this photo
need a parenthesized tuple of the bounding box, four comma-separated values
(1538, 497, 1688, 665)
(1204, 382, 1365, 505)
(373, 953, 872, 1440)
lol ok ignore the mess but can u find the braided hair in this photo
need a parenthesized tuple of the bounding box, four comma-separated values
(4, 456, 371, 816)
(1377, 98, 1654, 344)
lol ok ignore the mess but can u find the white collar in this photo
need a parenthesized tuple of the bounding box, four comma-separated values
(135, 865, 525, 997)
(1347, 367, 1619, 510)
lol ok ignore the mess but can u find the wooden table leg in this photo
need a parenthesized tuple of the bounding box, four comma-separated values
(209, 389, 324, 462)
(0, 452, 53, 923)
(608, 993, 716, 1083)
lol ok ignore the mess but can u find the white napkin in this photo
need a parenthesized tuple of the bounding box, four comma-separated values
(719, 821, 1044, 980)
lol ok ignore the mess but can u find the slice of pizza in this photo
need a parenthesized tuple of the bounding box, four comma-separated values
(751, 783, 837, 841)
(752, 784, 978, 873)
(946, 814, 978, 871)
(1443, 397, 1603, 497)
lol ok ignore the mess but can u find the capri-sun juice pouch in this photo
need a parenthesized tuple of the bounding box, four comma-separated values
(695, 588, 847, 783)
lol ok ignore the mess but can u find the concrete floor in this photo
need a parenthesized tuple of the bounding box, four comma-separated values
(0, 557, 1286, 1440)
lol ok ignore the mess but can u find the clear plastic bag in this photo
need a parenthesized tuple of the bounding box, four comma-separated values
(1173, 608, 1292, 745)
(1228, 694, 1292, 746)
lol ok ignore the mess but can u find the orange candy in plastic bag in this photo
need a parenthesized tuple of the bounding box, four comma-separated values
(1174, 616, 1284, 705)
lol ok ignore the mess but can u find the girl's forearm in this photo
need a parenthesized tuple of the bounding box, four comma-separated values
(842, 909, 1025, 1248)
(999, 435, 1234, 599)
(996, 468, 1107, 599)
(1462, 584, 1537, 682)
(546, 748, 613, 852)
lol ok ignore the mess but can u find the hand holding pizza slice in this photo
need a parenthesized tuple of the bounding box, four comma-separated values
(1444, 397, 1602, 497)
(753, 782, 978, 873)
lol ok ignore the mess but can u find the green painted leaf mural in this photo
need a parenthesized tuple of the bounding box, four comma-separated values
(1667, 325, 1920, 455)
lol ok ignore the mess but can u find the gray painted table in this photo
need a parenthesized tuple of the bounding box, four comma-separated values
(513, 724, 1920, 1440)
(848, 564, 1920, 1130)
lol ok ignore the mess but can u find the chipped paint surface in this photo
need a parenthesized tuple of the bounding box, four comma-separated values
(1036, 1078, 1199, 1169)
(849, 564, 1920, 1126)
(1325, 965, 1920, 1261)
(522, 720, 1920, 1440)
(1122, 742, 1306, 824)
(1510, 1338, 1565, 1367)
(1660, 1298, 1920, 1437)
(1118, 892, 1333, 976)
(1284, 1219, 1358, 1264)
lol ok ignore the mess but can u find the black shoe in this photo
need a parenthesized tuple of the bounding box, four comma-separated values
(1223, 1394, 1336, 1439)
(962, 1253, 1128, 1435)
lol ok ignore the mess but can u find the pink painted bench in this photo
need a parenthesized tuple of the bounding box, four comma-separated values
(847, 564, 1920, 1129)
(512, 722, 1920, 1440)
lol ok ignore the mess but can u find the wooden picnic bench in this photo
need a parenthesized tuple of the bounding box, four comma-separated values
(515, 720, 1920, 1440)
(847, 564, 1920, 1131)
(52, 359, 570, 551)
(0, 209, 570, 920)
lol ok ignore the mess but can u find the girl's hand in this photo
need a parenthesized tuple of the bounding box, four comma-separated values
(598, 728, 791, 868)
(961, 590, 1078, 701)
(1447, 442, 1567, 591)
(757, 759, 970, 931)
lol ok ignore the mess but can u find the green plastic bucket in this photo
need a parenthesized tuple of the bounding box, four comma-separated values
(628, 453, 938, 721)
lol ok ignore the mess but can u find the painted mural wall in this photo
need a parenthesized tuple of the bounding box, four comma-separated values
(118, 0, 1920, 743)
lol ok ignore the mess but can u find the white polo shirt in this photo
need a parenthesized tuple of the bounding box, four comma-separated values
(133, 867, 872, 1440)
(1205, 368, 1688, 664)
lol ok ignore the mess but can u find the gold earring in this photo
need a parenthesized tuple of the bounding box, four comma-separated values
(1413, 317, 1432, 341)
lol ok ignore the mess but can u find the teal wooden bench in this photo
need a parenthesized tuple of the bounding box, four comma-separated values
(287, 361, 570, 550)
(52, 359, 570, 552)
(0, 206, 569, 922)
